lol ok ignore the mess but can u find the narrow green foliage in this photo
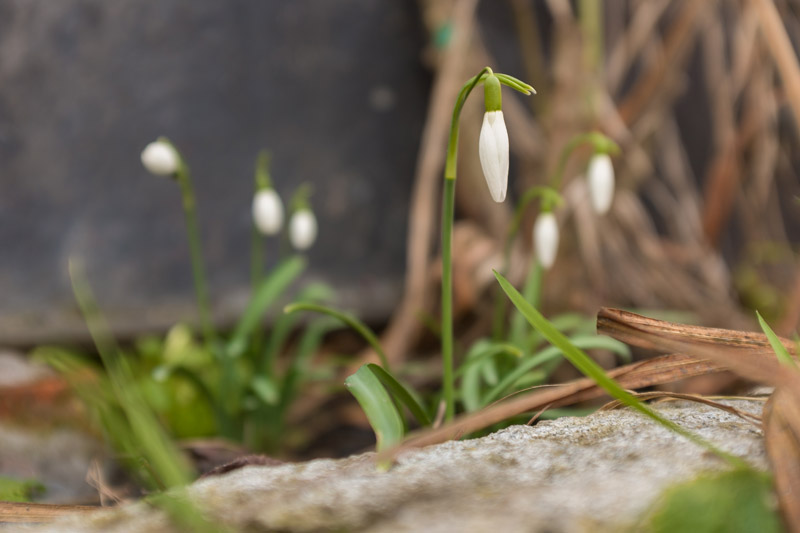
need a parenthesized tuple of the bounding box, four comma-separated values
(284, 302, 391, 371)
(345, 365, 404, 453)
(756, 311, 798, 369)
(646, 469, 781, 533)
(147, 490, 227, 533)
(227, 255, 306, 358)
(0, 476, 45, 502)
(69, 261, 195, 489)
(366, 364, 431, 427)
(482, 335, 630, 405)
(494, 270, 748, 468)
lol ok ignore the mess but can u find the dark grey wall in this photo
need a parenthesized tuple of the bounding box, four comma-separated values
(0, 1, 429, 344)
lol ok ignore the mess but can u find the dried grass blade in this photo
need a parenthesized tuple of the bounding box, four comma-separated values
(600, 391, 762, 427)
(597, 307, 790, 386)
(0, 502, 98, 524)
(377, 353, 725, 462)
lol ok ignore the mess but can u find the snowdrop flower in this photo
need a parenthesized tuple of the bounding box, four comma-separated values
(587, 153, 615, 215)
(252, 188, 284, 235)
(534, 212, 559, 269)
(141, 140, 179, 176)
(478, 73, 509, 203)
(289, 209, 317, 250)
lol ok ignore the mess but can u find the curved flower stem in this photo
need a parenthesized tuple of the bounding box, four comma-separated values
(441, 67, 535, 422)
(441, 67, 490, 422)
(175, 162, 217, 349)
(250, 150, 274, 290)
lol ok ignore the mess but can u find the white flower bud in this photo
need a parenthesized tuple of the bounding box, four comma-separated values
(534, 212, 559, 269)
(252, 189, 284, 235)
(587, 153, 615, 214)
(478, 110, 509, 203)
(289, 209, 317, 250)
(141, 140, 179, 176)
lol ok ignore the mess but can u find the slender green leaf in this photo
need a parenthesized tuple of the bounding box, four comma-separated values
(251, 375, 280, 406)
(70, 260, 195, 488)
(285, 302, 391, 371)
(455, 342, 523, 378)
(258, 282, 334, 374)
(366, 364, 431, 427)
(494, 270, 748, 468)
(345, 365, 404, 452)
(756, 311, 798, 369)
(647, 469, 780, 533)
(0, 476, 45, 502)
(484, 335, 631, 404)
(227, 256, 306, 358)
(279, 319, 339, 413)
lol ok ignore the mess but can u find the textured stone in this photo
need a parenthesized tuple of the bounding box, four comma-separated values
(29, 400, 768, 532)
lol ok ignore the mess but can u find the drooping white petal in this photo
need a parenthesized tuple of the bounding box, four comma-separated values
(252, 189, 285, 235)
(289, 209, 318, 250)
(534, 212, 559, 269)
(141, 141, 179, 176)
(478, 111, 509, 203)
(587, 153, 615, 214)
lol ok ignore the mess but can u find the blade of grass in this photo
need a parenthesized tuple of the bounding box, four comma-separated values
(366, 363, 431, 427)
(494, 270, 748, 468)
(278, 318, 339, 414)
(378, 353, 727, 462)
(345, 365, 404, 453)
(227, 255, 306, 358)
(483, 335, 631, 405)
(69, 261, 194, 488)
(455, 341, 522, 378)
(756, 311, 799, 369)
(284, 302, 391, 371)
(258, 283, 334, 374)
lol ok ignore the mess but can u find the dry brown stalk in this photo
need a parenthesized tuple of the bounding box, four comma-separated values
(600, 391, 763, 426)
(617, 0, 714, 125)
(751, 0, 800, 129)
(764, 388, 800, 531)
(378, 352, 725, 462)
(0, 502, 99, 524)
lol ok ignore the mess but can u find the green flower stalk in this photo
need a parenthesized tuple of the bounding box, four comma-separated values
(441, 68, 535, 421)
(141, 137, 217, 349)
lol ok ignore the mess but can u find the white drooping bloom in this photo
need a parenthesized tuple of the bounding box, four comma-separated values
(289, 209, 318, 250)
(478, 110, 509, 203)
(534, 212, 559, 269)
(587, 153, 615, 215)
(252, 189, 284, 235)
(141, 140, 179, 176)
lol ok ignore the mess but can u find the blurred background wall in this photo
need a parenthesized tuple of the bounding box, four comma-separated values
(2, 0, 799, 348)
(0, 1, 429, 345)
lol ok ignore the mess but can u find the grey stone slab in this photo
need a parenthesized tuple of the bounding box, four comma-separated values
(0, 1, 428, 345)
(28, 400, 769, 532)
